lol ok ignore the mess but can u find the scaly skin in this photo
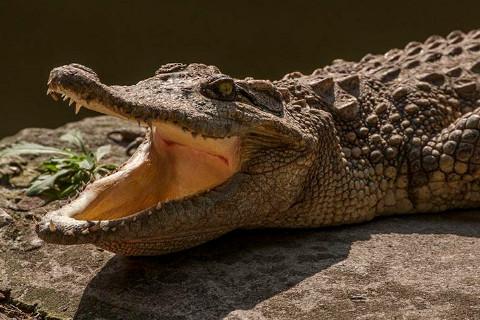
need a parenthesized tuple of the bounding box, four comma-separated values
(36, 29, 480, 255)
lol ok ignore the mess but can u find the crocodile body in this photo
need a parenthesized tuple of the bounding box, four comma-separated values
(36, 29, 480, 255)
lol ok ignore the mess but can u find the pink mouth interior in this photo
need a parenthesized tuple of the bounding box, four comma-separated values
(70, 122, 240, 220)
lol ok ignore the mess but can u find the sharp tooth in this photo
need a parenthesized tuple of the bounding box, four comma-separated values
(46, 88, 52, 95)
(75, 103, 82, 114)
(62, 95, 68, 101)
(49, 221, 57, 232)
(68, 99, 74, 106)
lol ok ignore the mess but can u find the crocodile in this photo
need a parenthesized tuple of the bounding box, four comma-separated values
(36, 29, 480, 255)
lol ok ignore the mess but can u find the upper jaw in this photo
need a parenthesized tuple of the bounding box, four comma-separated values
(47, 63, 244, 139)
(47, 63, 302, 142)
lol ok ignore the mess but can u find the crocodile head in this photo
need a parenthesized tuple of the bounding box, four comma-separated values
(36, 63, 320, 255)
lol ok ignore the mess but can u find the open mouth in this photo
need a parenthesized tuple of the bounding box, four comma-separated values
(46, 88, 241, 222)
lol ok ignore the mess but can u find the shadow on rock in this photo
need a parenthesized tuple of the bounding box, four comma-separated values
(73, 210, 480, 320)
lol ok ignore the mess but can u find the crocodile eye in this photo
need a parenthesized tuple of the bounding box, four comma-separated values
(202, 77, 236, 101)
(218, 81, 233, 96)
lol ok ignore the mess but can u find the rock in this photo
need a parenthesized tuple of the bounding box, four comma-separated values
(0, 161, 22, 185)
(14, 197, 46, 212)
(24, 237, 44, 252)
(0, 208, 13, 228)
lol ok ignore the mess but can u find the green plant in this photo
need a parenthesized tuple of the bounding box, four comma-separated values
(0, 131, 116, 200)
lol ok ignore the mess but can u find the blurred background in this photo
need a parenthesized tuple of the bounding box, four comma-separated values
(0, 0, 479, 137)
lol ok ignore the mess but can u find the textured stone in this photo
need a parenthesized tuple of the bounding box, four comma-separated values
(0, 208, 13, 228)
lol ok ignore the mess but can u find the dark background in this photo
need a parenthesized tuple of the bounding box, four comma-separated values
(1, 0, 479, 138)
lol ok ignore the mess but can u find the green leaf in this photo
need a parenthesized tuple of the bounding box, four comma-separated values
(95, 145, 111, 162)
(58, 183, 80, 198)
(5, 130, 118, 200)
(39, 162, 59, 172)
(98, 163, 117, 170)
(0, 143, 72, 158)
(78, 159, 94, 170)
(26, 169, 71, 196)
(60, 130, 86, 152)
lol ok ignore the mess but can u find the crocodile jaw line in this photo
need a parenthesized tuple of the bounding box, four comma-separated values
(47, 88, 241, 221)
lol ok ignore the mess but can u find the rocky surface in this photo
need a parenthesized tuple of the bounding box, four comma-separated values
(0, 116, 479, 320)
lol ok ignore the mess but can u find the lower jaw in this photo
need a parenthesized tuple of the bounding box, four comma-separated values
(65, 123, 240, 221)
